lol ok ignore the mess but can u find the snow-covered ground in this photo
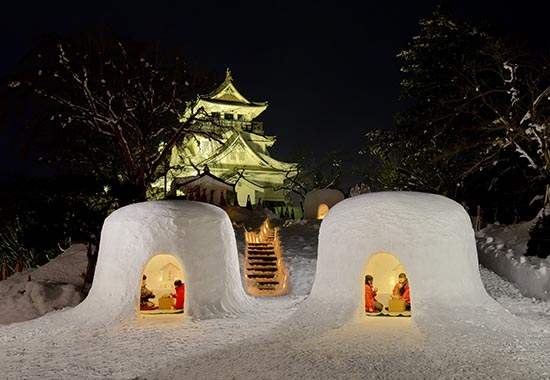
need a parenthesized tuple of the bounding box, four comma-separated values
(1, 216, 550, 379)
(477, 221, 550, 302)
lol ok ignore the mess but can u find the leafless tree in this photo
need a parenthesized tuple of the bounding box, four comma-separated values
(11, 34, 220, 204)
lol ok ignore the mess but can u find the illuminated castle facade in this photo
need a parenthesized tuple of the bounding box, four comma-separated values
(156, 70, 298, 209)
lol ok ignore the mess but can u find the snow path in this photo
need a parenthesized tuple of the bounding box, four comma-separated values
(482, 265, 550, 325)
(0, 296, 305, 380)
(152, 317, 550, 380)
(149, 269, 550, 380)
(2, 265, 550, 380)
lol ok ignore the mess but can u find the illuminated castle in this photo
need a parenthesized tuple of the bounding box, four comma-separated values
(158, 70, 298, 209)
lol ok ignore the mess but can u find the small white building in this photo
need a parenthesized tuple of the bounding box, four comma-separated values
(172, 169, 236, 206)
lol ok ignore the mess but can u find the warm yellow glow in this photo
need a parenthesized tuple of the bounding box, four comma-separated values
(142, 254, 185, 305)
(317, 204, 329, 219)
(151, 72, 298, 209)
(364, 252, 406, 306)
(244, 219, 288, 297)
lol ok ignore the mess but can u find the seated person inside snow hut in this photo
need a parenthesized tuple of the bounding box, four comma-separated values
(364, 275, 384, 313)
(140, 274, 157, 310)
(172, 279, 185, 310)
(390, 272, 411, 311)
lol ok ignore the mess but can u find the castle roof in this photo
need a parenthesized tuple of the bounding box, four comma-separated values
(196, 69, 268, 119)
(173, 170, 235, 191)
(201, 132, 297, 173)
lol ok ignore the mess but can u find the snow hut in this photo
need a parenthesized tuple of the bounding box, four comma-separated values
(303, 189, 345, 219)
(71, 201, 249, 323)
(299, 191, 498, 326)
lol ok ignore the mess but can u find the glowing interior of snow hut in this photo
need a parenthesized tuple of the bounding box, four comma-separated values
(140, 254, 185, 314)
(364, 252, 411, 316)
(303, 189, 344, 219)
(317, 204, 329, 219)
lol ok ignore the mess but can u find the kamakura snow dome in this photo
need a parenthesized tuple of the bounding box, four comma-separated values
(299, 191, 497, 326)
(72, 201, 249, 324)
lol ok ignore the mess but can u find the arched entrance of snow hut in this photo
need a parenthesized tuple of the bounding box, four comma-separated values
(139, 253, 185, 314)
(317, 204, 329, 219)
(364, 252, 411, 315)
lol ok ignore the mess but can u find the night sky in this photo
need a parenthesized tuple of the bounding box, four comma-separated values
(1, 1, 549, 187)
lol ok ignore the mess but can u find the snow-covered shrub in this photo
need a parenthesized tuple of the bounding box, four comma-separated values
(348, 183, 371, 197)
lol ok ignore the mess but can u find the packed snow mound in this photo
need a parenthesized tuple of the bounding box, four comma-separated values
(0, 244, 87, 325)
(303, 189, 344, 219)
(294, 191, 502, 328)
(66, 200, 251, 325)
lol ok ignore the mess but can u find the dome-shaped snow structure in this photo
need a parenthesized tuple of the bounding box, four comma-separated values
(298, 191, 497, 327)
(303, 189, 345, 219)
(71, 201, 249, 324)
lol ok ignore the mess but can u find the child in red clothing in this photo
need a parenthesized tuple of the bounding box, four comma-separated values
(364, 275, 383, 313)
(172, 279, 185, 310)
(392, 272, 411, 310)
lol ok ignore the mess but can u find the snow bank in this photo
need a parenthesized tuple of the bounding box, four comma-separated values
(66, 200, 251, 325)
(0, 244, 87, 325)
(278, 219, 320, 296)
(294, 191, 501, 328)
(477, 221, 550, 301)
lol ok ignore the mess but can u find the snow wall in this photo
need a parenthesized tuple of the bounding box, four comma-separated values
(303, 189, 345, 219)
(477, 234, 550, 301)
(70, 201, 250, 324)
(296, 191, 501, 327)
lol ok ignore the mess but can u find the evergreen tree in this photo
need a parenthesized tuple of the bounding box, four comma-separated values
(363, 8, 544, 221)
(366, 9, 510, 197)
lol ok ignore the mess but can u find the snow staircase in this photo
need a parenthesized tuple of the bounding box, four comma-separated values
(244, 219, 288, 296)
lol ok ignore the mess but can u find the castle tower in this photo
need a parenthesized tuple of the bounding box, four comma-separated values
(159, 70, 298, 209)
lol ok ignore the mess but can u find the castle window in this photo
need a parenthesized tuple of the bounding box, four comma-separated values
(237, 114, 244, 120)
(211, 112, 220, 119)
(224, 113, 234, 120)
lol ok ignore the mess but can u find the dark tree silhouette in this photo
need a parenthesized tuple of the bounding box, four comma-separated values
(11, 30, 217, 205)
